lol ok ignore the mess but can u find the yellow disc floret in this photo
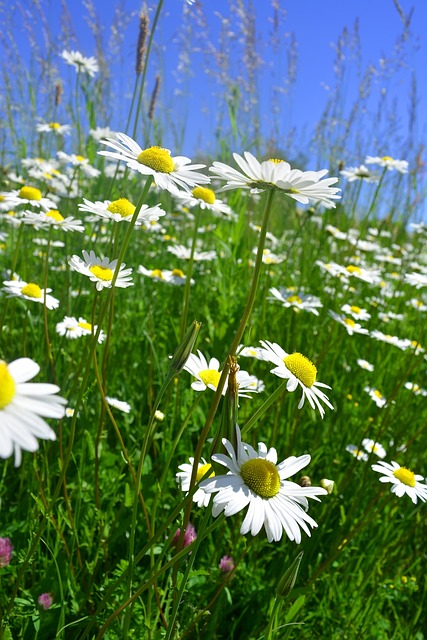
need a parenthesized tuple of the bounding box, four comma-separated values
(393, 466, 416, 487)
(89, 265, 113, 281)
(196, 463, 215, 483)
(151, 269, 164, 279)
(344, 318, 356, 327)
(78, 321, 92, 331)
(287, 295, 302, 304)
(21, 283, 42, 299)
(382, 156, 393, 162)
(137, 146, 174, 173)
(283, 353, 317, 388)
(346, 265, 362, 275)
(0, 361, 16, 409)
(268, 158, 284, 164)
(49, 122, 61, 129)
(192, 186, 215, 204)
(198, 369, 221, 389)
(46, 209, 64, 222)
(240, 458, 281, 498)
(350, 305, 361, 314)
(172, 268, 185, 278)
(106, 198, 136, 218)
(19, 186, 42, 201)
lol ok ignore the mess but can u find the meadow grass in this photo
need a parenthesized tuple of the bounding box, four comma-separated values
(0, 1, 426, 639)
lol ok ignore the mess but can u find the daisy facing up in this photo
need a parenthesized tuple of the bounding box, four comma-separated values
(36, 121, 72, 136)
(371, 460, 427, 504)
(69, 250, 133, 291)
(328, 311, 369, 336)
(200, 424, 328, 543)
(78, 198, 165, 225)
(269, 287, 323, 316)
(55, 316, 105, 343)
(3, 279, 59, 310)
(259, 340, 333, 418)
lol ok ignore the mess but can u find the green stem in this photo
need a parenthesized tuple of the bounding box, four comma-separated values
(242, 378, 288, 437)
(180, 205, 202, 339)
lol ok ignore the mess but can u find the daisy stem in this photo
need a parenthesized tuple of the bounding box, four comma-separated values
(42, 227, 55, 379)
(363, 167, 387, 230)
(179, 204, 202, 339)
(242, 378, 289, 437)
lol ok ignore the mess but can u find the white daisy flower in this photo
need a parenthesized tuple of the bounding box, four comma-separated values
(22, 209, 84, 233)
(259, 340, 333, 418)
(3, 186, 57, 211)
(89, 126, 117, 142)
(404, 272, 427, 289)
(57, 152, 101, 178)
(167, 244, 217, 261)
(371, 460, 427, 503)
(36, 121, 72, 136)
(341, 304, 371, 321)
(328, 311, 369, 336)
(257, 248, 286, 265)
(341, 263, 382, 284)
(69, 250, 133, 291)
(364, 386, 387, 408)
(183, 350, 261, 398)
(137, 266, 194, 286)
(60, 50, 99, 77)
(210, 152, 341, 207)
(404, 382, 427, 396)
(175, 186, 234, 218)
(365, 155, 408, 174)
(237, 345, 270, 361)
(339, 164, 380, 183)
(78, 198, 164, 225)
(176, 457, 214, 508)
(369, 330, 408, 350)
(0, 357, 67, 466)
(346, 444, 368, 462)
(362, 438, 386, 459)
(105, 396, 131, 414)
(269, 287, 323, 316)
(409, 298, 427, 311)
(357, 359, 374, 372)
(98, 133, 209, 195)
(2, 279, 59, 310)
(200, 424, 327, 543)
(55, 316, 105, 343)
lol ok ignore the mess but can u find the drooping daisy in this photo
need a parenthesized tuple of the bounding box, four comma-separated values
(371, 460, 427, 503)
(269, 287, 323, 316)
(78, 197, 165, 225)
(176, 457, 214, 508)
(364, 386, 387, 408)
(22, 209, 84, 233)
(210, 152, 341, 207)
(346, 444, 368, 462)
(69, 250, 133, 291)
(60, 50, 99, 77)
(362, 438, 386, 458)
(3, 186, 57, 211)
(365, 155, 408, 174)
(0, 357, 67, 466)
(138, 266, 194, 286)
(36, 121, 72, 136)
(167, 244, 217, 261)
(175, 186, 234, 218)
(183, 350, 261, 398)
(200, 424, 327, 543)
(2, 279, 59, 310)
(339, 164, 380, 183)
(55, 316, 105, 343)
(328, 311, 369, 336)
(259, 341, 333, 418)
(105, 396, 131, 413)
(98, 133, 209, 195)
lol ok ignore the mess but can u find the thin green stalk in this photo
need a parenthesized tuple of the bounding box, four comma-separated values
(180, 205, 202, 339)
(242, 378, 289, 436)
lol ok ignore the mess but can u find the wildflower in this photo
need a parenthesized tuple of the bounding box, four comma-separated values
(269, 287, 323, 315)
(320, 478, 334, 494)
(36, 121, 71, 136)
(138, 265, 194, 286)
(369, 330, 408, 350)
(237, 345, 270, 361)
(167, 244, 217, 261)
(183, 350, 261, 398)
(0, 537, 13, 567)
(339, 164, 380, 183)
(364, 386, 387, 408)
(175, 186, 234, 217)
(89, 126, 117, 142)
(259, 341, 333, 418)
(257, 248, 286, 264)
(410, 298, 427, 311)
(69, 250, 133, 291)
(98, 133, 209, 195)
(357, 359, 374, 372)
(362, 438, 386, 458)
(346, 444, 368, 461)
(3, 187, 57, 211)
(328, 311, 369, 336)
(78, 198, 164, 225)
(105, 396, 131, 413)
(341, 304, 371, 321)
(55, 316, 105, 343)
(38, 593, 54, 610)
(0, 357, 67, 466)
(171, 522, 197, 548)
(60, 50, 99, 77)
(154, 410, 165, 421)
(57, 152, 100, 178)
(201, 424, 327, 543)
(176, 457, 214, 508)
(404, 272, 427, 289)
(210, 152, 341, 206)
(22, 209, 84, 233)
(342, 263, 382, 285)
(219, 555, 235, 573)
(371, 460, 427, 503)
(2, 279, 59, 310)
(365, 155, 408, 174)
(404, 382, 427, 397)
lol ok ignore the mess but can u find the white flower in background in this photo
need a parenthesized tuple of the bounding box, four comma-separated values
(369, 330, 409, 350)
(78, 198, 164, 225)
(55, 316, 105, 343)
(257, 248, 286, 264)
(3, 279, 59, 310)
(175, 186, 234, 218)
(328, 311, 369, 336)
(341, 304, 371, 321)
(167, 244, 217, 261)
(105, 396, 131, 413)
(22, 209, 84, 233)
(404, 272, 427, 289)
(138, 266, 194, 286)
(57, 152, 101, 178)
(36, 121, 72, 136)
(410, 298, 427, 311)
(269, 287, 323, 316)
(98, 133, 209, 195)
(259, 340, 333, 418)
(341, 263, 382, 285)
(89, 126, 117, 142)
(340, 164, 380, 183)
(357, 359, 374, 372)
(371, 460, 427, 503)
(69, 250, 133, 291)
(365, 155, 408, 174)
(3, 186, 57, 211)
(183, 350, 261, 398)
(60, 50, 99, 77)
(237, 345, 270, 361)
(346, 444, 368, 462)
(200, 424, 327, 543)
(176, 457, 213, 508)
(0, 357, 67, 466)
(362, 439, 386, 459)
(404, 382, 427, 396)
(364, 386, 387, 408)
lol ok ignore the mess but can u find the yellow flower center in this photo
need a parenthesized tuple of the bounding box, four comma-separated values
(198, 369, 221, 389)
(76, 155, 86, 162)
(268, 158, 284, 164)
(19, 186, 42, 201)
(283, 353, 317, 387)
(151, 269, 164, 279)
(46, 209, 64, 222)
(0, 195, 4, 201)
(240, 458, 281, 498)
(346, 265, 362, 275)
(196, 462, 215, 483)
(21, 283, 42, 298)
(344, 318, 355, 327)
(49, 122, 61, 129)
(393, 466, 416, 487)
(382, 156, 393, 162)
(106, 198, 136, 218)
(350, 305, 361, 314)
(0, 361, 16, 409)
(78, 321, 92, 331)
(137, 146, 174, 173)
(89, 265, 113, 281)
(172, 268, 185, 277)
(192, 186, 215, 204)
(374, 390, 383, 399)
(287, 295, 302, 304)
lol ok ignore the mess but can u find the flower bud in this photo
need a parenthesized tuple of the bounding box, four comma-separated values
(276, 551, 304, 598)
(320, 478, 334, 494)
(169, 320, 201, 374)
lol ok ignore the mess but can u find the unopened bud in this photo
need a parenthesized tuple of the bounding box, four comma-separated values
(169, 320, 201, 373)
(320, 478, 334, 494)
(299, 475, 311, 487)
(276, 551, 304, 598)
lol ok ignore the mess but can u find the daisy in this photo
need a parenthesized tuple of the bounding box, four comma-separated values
(339, 164, 380, 183)
(371, 460, 427, 503)
(105, 396, 131, 413)
(183, 350, 261, 398)
(55, 316, 105, 343)
(175, 186, 234, 217)
(89, 126, 117, 142)
(69, 250, 133, 291)
(404, 382, 427, 397)
(200, 424, 327, 543)
(36, 121, 71, 136)
(3, 186, 57, 211)
(369, 330, 408, 350)
(0, 357, 67, 466)
(98, 133, 209, 195)
(176, 457, 214, 508)
(60, 50, 99, 77)
(167, 244, 217, 261)
(3, 279, 59, 310)
(269, 287, 323, 316)
(357, 359, 374, 372)
(404, 272, 427, 289)
(410, 298, 427, 312)
(57, 152, 101, 178)
(22, 209, 84, 233)
(210, 152, 341, 207)
(365, 155, 408, 174)
(328, 311, 369, 336)
(138, 266, 194, 286)
(78, 198, 165, 225)
(259, 340, 333, 418)
(364, 386, 387, 408)
(237, 345, 270, 361)
(257, 248, 286, 265)
(362, 438, 386, 459)
(341, 264, 382, 285)
(341, 304, 371, 321)
(346, 444, 368, 462)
